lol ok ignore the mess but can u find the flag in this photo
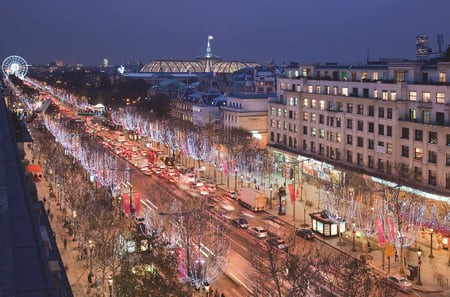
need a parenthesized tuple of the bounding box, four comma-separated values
(211, 71, 218, 77)
(288, 184, 295, 203)
(376, 219, 386, 244)
(133, 192, 141, 214)
(187, 69, 192, 75)
(208, 35, 214, 40)
(123, 193, 131, 214)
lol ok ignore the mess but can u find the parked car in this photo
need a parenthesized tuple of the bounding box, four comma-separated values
(233, 218, 248, 229)
(248, 226, 268, 238)
(225, 190, 237, 199)
(267, 237, 287, 251)
(384, 275, 413, 293)
(296, 228, 315, 240)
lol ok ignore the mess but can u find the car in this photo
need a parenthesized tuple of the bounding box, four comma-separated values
(385, 275, 413, 293)
(134, 216, 145, 226)
(225, 190, 237, 199)
(233, 218, 248, 229)
(248, 226, 268, 238)
(296, 228, 315, 240)
(206, 184, 217, 192)
(267, 237, 287, 251)
(220, 200, 235, 211)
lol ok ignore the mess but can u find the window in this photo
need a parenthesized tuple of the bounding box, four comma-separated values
(277, 121, 281, 129)
(351, 72, 357, 81)
(386, 161, 392, 174)
(423, 111, 430, 124)
(409, 91, 417, 101)
(374, 89, 378, 99)
(289, 123, 292, 132)
(401, 145, 409, 157)
(328, 101, 334, 110)
(401, 128, 409, 139)
(336, 133, 342, 143)
(319, 129, 324, 139)
(271, 120, 275, 128)
(352, 88, 358, 97)
(439, 72, 446, 83)
(387, 126, 392, 137)
(342, 72, 347, 81)
(387, 108, 392, 119)
(347, 150, 352, 163)
(436, 92, 445, 104)
(347, 103, 353, 113)
(368, 139, 374, 149)
(447, 153, 450, 166)
(303, 126, 308, 135)
(378, 107, 384, 118)
(294, 112, 298, 120)
(368, 122, 374, 133)
(289, 110, 293, 119)
(270, 132, 274, 142)
(361, 72, 367, 80)
(363, 88, 369, 98)
(283, 122, 287, 130)
(429, 170, 437, 186)
(357, 120, 364, 131)
(415, 129, 423, 141)
(311, 127, 316, 137)
(368, 156, 374, 169)
(387, 143, 392, 155)
(319, 144, 325, 155)
(372, 72, 378, 81)
(303, 112, 308, 121)
(316, 85, 321, 94)
(277, 108, 282, 116)
(357, 137, 363, 147)
(357, 153, 363, 166)
(368, 106, 374, 116)
(347, 119, 353, 129)
(409, 109, 417, 121)
(414, 167, 422, 181)
(289, 97, 294, 106)
(311, 99, 316, 108)
(347, 135, 353, 145)
(422, 92, 431, 102)
(303, 98, 308, 107)
(390, 91, 397, 101)
(333, 86, 338, 95)
(302, 140, 307, 150)
(319, 115, 324, 124)
(415, 148, 423, 160)
(307, 85, 313, 93)
(357, 104, 364, 115)
(382, 90, 388, 100)
(336, 118, 341, 127)
(271, 107, 275, 116)
(429, 132, 437, 144)
(325, 86, 330, 94)
(437, 112, 444, 125)
(378, 159, 385, 172)
(429, 151, 437, 163)
(342, 87, 348, 96)
(378, 124, 384, 136)
(311, 113, 316, 123)
(319, 100, 325, 110)
(284, 109, 288, 117)
(294, 125, 297, 132)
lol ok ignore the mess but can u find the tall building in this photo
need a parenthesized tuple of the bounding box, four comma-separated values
(268, 60, 450, 195)
(416, 36, 431, 61)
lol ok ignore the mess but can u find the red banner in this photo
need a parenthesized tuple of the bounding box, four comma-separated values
(387, 218, 395, 242)
(223, 158, 228, 175)
(296, 183, 301, 196)
(123, 193, 131, 214)
(133, 192, 140, 214)
(376, 219, 386, 244)
(288, 183, 295, 203)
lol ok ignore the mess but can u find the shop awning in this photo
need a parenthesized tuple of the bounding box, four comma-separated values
(27, 164, 43, 173)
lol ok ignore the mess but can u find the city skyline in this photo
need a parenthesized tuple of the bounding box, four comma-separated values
(1, 0, 450, 66)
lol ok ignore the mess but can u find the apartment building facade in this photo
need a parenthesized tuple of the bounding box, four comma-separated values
(268, 60, 450, 195)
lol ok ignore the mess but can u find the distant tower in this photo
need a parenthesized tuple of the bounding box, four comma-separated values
(416, 36, 431, 61)
(103, 58, 109, 67)
(205, 35, 214, 58)
(437, 34, 444, 53)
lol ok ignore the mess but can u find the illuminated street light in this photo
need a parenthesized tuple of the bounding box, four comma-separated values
(417, 247, 423, 285)
(429, 228, 434, 258)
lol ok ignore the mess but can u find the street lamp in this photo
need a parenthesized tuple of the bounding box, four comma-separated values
(429, 228, 434, 258)
(352, 223, 357, 252)
(204, 281, 210, 297)
(108, 275, 113, 297)
(88, 239, 94, 273)
(417, 247, 423, 285)
(269, 187, 273, 210)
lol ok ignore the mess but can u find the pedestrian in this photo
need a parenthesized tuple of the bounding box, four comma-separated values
(87, 272, 93, 288)
(63, 237, 67, 250)
(394, 250, 399, 261)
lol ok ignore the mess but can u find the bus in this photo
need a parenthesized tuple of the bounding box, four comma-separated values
(113, 131, 126, 142)
(146, 146, 164, 163)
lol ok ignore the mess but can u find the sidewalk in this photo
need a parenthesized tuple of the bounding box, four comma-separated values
(212, 164, 450, 296)
(26, 147, 101, 297)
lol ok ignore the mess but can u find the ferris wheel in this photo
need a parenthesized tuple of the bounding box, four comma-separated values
(2, 55, 28, 80)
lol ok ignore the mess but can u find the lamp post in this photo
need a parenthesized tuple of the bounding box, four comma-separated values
(204, 281, 210, 297)
(417, 247, 423, 285)
(269, 187, 273, 210)
(234, 170, 237, 192)
(108, 275, 113, 297)
(429, 228, 434, 258)
(88, 239, 94, 273)
(352, 223, 357, 252)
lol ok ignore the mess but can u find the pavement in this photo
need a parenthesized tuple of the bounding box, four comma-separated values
(214, 174, 450, 296)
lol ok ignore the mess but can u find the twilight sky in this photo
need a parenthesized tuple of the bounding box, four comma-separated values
(1, 0, 449, 66)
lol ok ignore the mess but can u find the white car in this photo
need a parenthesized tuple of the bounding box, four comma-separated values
(385, 275, 413, 293)
(248, 226, 268, 238)
(225, 190, 236, 199)
(220, 200, 235, 211)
